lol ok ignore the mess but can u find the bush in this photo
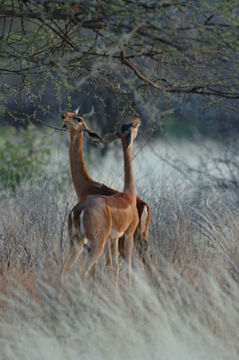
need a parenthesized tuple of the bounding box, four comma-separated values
(0, 124, 52, 191)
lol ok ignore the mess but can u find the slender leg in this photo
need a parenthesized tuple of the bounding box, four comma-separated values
(91, 263, 97, 280)
(105, 239, 113, 267)
(104, 239, 114, 282)
(124, 234, 134, 286)
(112, 238, 119, 287)
(61, 239, 84, 279)
(80, 236, 108, 279)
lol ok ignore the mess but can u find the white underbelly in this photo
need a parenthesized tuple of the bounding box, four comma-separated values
(109, 227, 124, 239)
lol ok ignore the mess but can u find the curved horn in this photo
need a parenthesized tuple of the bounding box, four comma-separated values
(83, 106, 94, 118)
(74, 106, 80, 114)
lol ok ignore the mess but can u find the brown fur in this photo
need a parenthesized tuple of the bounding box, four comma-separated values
(63, 111, 150, 261)
(61, 119, 140, 284)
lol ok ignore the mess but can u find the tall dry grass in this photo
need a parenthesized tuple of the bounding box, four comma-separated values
(0, 174, 239, 359)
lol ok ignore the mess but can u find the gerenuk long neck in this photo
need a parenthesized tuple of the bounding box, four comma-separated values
(69, 131, 93, 201)
(122, 139, 137, 202)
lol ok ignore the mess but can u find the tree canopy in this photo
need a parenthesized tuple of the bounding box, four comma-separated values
(1, 0, 239, 128)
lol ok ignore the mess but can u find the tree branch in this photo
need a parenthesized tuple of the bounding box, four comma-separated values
(120, 50, 239, 99)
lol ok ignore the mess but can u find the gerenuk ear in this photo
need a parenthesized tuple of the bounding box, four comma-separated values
(125, 131, 132, 149)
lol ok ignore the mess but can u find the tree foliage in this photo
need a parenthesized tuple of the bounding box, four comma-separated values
(1, 0, 239, 126)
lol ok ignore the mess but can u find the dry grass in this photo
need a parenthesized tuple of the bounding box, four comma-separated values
(0, 176, 239, 359)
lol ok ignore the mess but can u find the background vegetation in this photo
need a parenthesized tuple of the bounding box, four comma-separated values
(0, 173, 239, 359)
(1, 1, 239, 358)
(1, 0, 239, 133)
(0, 124, 52, 190)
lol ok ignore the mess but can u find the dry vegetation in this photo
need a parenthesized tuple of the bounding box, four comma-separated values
(0, 172, 239, 359)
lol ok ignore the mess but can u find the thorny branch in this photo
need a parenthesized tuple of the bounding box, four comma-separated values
(120, 50, 239, 100)
(1, 0, 239, 126)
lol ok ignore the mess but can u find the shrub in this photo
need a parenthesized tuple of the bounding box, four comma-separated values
(0, 124, 52, 191)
